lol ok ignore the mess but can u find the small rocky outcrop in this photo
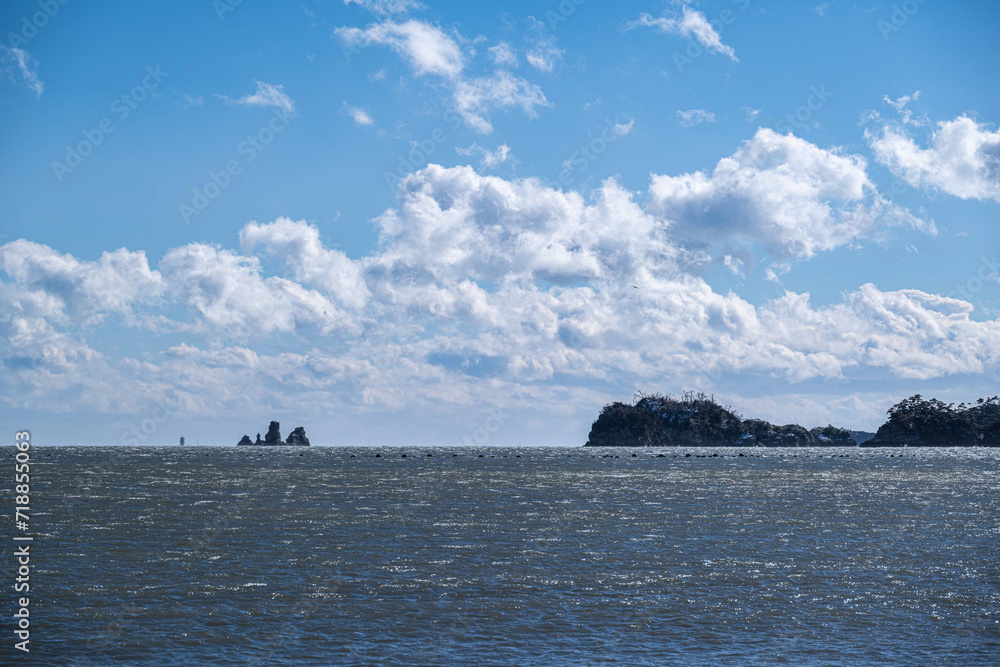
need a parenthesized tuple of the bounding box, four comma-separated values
(286, 426, 310, 446)
(236, 421, 311, 446)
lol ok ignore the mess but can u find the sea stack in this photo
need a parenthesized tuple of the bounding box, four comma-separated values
(286, 426, 310, 446)
(263, 421, 284, 446)
(236, 421, 311, 446)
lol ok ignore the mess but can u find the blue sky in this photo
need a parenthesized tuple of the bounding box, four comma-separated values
(2, 0, 999, 445)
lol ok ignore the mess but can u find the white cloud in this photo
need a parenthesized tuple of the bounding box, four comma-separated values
(741, 106, 761, 122)
(230, 81, 296, 114)
(5, 134, 996, 440)
(343, 102, 375, 126)
(627, 6, 738, 62)
(0, 240, 163, 326)
(612, 117, 635, 136)
(526, 36, 564, 73)
(1, 46, 43, 97)
(159, 243, 355, 338)
(881, 90, 924, 126)
(452, 71, 549, 134)
(723, 254, 745, 278)
(813, 3, 829, 16)
(336, 19, 548, 133)
(764, 263, 790, 284)
(867, 114, 1000, 202)
(488, 41, 518, 67)
(6, 199, 994, 423)
(344, 0, 424, 14)
(239, 217, 369, 310)
(677, 109, 716, 127)
(648, 128, 935, 259)
(456, 143, 512, 169)
(336, 20, 464, 79)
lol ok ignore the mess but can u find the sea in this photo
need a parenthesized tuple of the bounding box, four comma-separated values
(10, 446, 1000, 665)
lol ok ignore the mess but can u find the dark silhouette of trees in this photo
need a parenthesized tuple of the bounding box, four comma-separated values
(864, 395, 1000, 446)
(586, 391, 853, 447)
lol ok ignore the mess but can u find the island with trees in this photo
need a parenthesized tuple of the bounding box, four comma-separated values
(585, 392, 1000, 447)
(862, 395, 1000, 446)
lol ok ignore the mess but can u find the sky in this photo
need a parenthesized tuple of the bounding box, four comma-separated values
(1, 0, 999, 446)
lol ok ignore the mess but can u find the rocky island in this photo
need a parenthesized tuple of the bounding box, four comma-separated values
(586, 392, 855, 447)
(586, 392, 1000, 447)
(862, 395, 1000, 446)
(237, 421, 311, 446)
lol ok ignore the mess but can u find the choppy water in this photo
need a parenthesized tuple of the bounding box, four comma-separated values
(9, 446, 1000, 665)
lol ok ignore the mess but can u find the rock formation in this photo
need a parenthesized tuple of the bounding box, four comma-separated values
(236, 421, 311, 446)
(585, 392, 856, 447)
(849, 430, 876, 445)
(286, 426, 310, 446)
(862, 395, 1000, 447)
(264, 421, 283, 445)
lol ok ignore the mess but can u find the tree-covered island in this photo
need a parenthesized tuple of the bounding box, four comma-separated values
(585, 392, 1000, 447)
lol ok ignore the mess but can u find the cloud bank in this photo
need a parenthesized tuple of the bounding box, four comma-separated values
(2, 131, 991, 437)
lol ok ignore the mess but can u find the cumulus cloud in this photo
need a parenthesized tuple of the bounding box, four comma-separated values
(159, 243, 355, 339)
(1, 46, 43, 97)
(228, 81, 297, 114)
(648, 128, 935, 259)
(4, 134, 996, 438)
(627, 6, 738, 61)
(239, 217, 369, 310)
(677, 109, 716, 127)
(867, 114, 1000, 202)
(0, 240, 163, 326)
(336, 19, 549, 133)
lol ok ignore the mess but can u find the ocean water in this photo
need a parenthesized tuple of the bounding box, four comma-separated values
(12, 446, 1000, 665)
